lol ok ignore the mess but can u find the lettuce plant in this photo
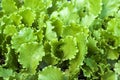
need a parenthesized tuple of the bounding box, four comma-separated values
(0, 0, 120, 80)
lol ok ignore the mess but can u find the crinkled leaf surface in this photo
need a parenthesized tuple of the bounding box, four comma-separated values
(45, 21, 57, 41)
(107, 49, 119, 60)
(87, 0, 102, 16)
(84, 58, 98, 72)
(50, 39, 63, 60)
(114, 60, 120, 75)
(24, 0, 44, 10)
(11, 27, 37, 51)
(0, 0, 120, 79)
(38, 66, 64, 80)
(81, 14, 95, 27)
(3, 25, 17, 36)
(59, 5, 79, 24)
(4, 45, 18, 70)
(20, 8, 36, 26)
(0, 67, 13, 78)
(100, 0, 120, 18)
(18, 42, 45, 74)
(87, 37, 99, 53)
(107, 18, 120, 37)
(10, 13, 22, 25)
(62, 24, 82, 37)
(101, 71, 118, 80)
(51, 18, 63, 37)
(2, 0, 17, 14)
(60, 36, 78, 60)
(69, 32, 88, 77)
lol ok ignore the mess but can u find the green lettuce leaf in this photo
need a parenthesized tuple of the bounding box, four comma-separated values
(20, 8, 36, 26)
(107, 18, 120, 37)
(10, 13, 22, 25)
(0, 67, 13, 78)
(1, 0, 17, 14)
(3, 25, 17, 36)
(60, 36, 78, 60)
(68, 32, 88, 78)
(114, 60, 120, 75)
(107, 49, 119, 60)
(100, 0, 120, 18)
(18, 42, 45, 74)
(11, 27, 37, 51)
(87, 0, 102, 16)
(24, 0, 41, 9)
(38, 66, 64, 80)
(101, 70, 118, 80)
(45, 21, 57, 41)
(84, 58, 98, 72)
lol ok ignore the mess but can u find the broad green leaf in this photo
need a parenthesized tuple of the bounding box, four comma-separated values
(59, 7, 70, 24)
(60, 36, 78, 60)
(10, 13, 22, 25)
(87, 37, 99, 53)
(59, 5, 79, 24)
(0, 0, 120, 79)
(18, 42, 45, 74)
(100, 0, 120, 18)
(0, 67, 13, 78)
(50, 39, 63, 60)
(38, 12, 47, 29)
(13, 72, 38, 80)
(81, 14, 95, 27)
(101, 31, 120, 49)
(107, 49, 119, 60)
(45, 21, 57, 41)
(43, 54, 58, 65)
(62, 23, 83, 37)
(11, 27, 37, 51)
(101, 71, 118, 80)
(44, 41, 51, 54)
(114, 60, 120, 75)
(3, 25, 17, 36)
(24, 0, 41, 9)
(24, 0, 50, 10)
(36, 29, 44, 43)
(107, 18, 120, 37)
(38, 66, 64, 80)
(51, 18, 63, 37)
(74, 0, 86, 10)
(87, 0, 102, 16)
(84, 58, 98, 72)
(1, 15, 13, 25)
(69, 32, 88, 77)
(4, 45, 18, 70)
(20, 8, 36, 26)
(1, 0, 17, 14)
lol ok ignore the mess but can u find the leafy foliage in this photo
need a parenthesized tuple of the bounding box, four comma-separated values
(38, 66, 64, 80)
(0, 0, 120, 80)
